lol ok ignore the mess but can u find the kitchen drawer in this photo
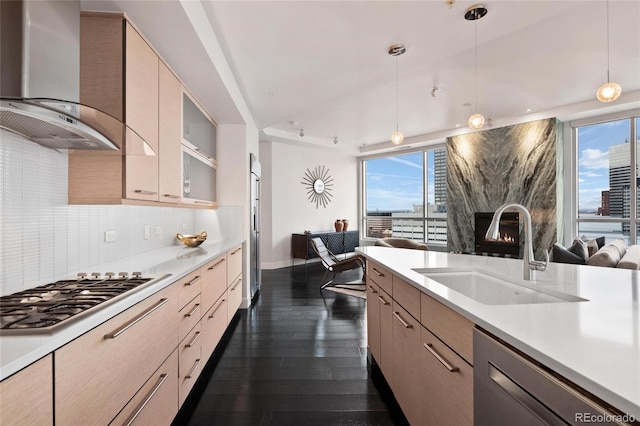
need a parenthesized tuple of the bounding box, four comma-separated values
(178, 269, 202, 311)
(421, 326, 473, 425)
(392, 276, 420, 321)
(227, 277, 243, 323)
(109, 349, 178, 426)
(366, 282, 381, 362)
(201, 254, 227, 312)
(367, 260, 392, 295)
(421, 292, 474, 365)
(227, 244, 242, 284)
(179, 323, 202, 406)
(55, 285, 178, 425)
(179, 294, 201, 344)
(0, 355, 53, 426)
(201, 295, 228, 360)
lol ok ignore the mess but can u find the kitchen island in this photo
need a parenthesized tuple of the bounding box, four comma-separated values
(356, 246, 640, 421)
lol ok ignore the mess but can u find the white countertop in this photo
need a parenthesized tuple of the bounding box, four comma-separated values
(356, 246, 640, 419)
(0, 238, 242, 381)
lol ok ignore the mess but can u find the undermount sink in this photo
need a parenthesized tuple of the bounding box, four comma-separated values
(412, 268, 588, 305)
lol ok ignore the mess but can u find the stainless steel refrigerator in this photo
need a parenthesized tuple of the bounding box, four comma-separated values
(250, 154, 261, 300)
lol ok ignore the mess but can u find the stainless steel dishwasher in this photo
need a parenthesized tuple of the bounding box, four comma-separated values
(473, 329, 636, 426)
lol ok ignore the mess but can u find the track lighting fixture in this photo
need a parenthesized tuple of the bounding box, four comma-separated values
(299, 129, 305, 137)
(333, 137, 339, 145)
(431, 86, 440, 98)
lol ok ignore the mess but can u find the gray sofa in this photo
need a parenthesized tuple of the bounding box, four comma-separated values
(551, 238, 640, 270)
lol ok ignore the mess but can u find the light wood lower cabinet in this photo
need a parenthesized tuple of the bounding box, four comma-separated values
(392, 302, 422, 426)
(420, 326, 473, 426)
(0, 355, 53, 426)
(227, 245, 242, 284)
(201, 254, 227, 312)
(179, 323, 202, 406)
(201, 295, 228, 359)
(110, 349, 179, 426)
(227, 276, 243, 323)
(366, 282, 381, 362)
(55, 285, 178, 425)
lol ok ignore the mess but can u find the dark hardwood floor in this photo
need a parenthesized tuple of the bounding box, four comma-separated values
(173, 262, 408, 426)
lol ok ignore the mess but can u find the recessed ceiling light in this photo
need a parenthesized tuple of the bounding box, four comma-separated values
(455, 124, 461, 127)
(525, 108, 532, 112)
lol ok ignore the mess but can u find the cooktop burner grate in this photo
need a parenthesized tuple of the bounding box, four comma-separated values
(0, 274, 169, 334)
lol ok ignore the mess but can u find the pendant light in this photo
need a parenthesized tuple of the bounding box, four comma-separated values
(389, 44, 406, 145)
(597, 0, 622, 102)
(465, 4, 487, 129)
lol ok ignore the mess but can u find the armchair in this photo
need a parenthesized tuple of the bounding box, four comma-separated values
(309, 237, 366, 291)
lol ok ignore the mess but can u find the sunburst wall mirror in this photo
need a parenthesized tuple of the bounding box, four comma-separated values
(301, 166, 334, 208)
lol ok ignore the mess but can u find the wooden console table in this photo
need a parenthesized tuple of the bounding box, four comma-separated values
(291, 230, 359, 262)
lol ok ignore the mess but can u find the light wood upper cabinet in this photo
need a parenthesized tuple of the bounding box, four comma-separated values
(0, 355, 53, 426)
(159, 61, 183, 202)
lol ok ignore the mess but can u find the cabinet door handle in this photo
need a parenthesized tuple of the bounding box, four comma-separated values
(185, 331, 201, 348)
(371, 268, 384, 277)
(125, 373, 168, 426)
(184, 303, 201, 318)
(186, 359, 201, 379)
(185, 275, 201, 286)
(231, 247, 241, 255)
(194, 200, 212, 205)
(377, 294, 389, 306)
(104, 298, 168, 339)
(367, 285, 378, 294)
(134, 189, 158, 195)
(208, 299, 226, 319)
(424, 343, 459, 373)
(393, 311, 413, 328)
(162, 194, 181, 199)
(231, 279, 242, 291)
(208, 258, 226, 269)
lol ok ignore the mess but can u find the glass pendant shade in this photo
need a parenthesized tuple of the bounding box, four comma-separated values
(391, 131, 404, 145)
(468, 113, 485, 129)
(597, 81, 622, 103)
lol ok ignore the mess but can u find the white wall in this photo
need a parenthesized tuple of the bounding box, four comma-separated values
(260, 140, 359, 269)
(0, 130, 241, 296)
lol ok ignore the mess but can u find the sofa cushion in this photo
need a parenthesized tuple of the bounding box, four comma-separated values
(586, 239, 627, 267)
(568, 238, 589, 261)
(617, 245, 640, 270)
(551, 243, 585, 264)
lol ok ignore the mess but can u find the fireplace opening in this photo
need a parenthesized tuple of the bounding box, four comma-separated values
(474, 212, 520, 257)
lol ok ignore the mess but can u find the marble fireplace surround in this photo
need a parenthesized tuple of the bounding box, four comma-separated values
(446, 118, 559, 259)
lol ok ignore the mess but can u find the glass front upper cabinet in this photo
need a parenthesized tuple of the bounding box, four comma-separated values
(182, 92, 216, 160)
(182, 144, 216, 206)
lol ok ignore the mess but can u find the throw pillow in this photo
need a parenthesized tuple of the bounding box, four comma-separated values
(568, 238, 589, 261)
(617, 245, 640, 270)
(551, 243, 585, 264)
(583, 236, 606, 256)
(586, 240, 627, 267)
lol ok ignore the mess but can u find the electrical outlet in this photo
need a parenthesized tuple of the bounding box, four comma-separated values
(144, 224, 150, 240)
(155, 225, 162, 235)
(104, 230, 116, 242)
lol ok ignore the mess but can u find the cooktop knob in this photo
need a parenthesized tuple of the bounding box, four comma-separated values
(105, 272, 115, 279)
(119, 272, 129, 278)
(77, 272, 88, 279)
(132, 272, 142, 278)
(91, 272, 101, 279)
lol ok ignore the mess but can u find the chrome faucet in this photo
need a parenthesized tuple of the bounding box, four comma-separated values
(485, 203, 548, 281)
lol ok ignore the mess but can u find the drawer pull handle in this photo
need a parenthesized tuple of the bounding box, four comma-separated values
(186, 359, 201, 379)
(208, 299, 226, 319)
(231, 248, 241, 255)
(208, 258, 226, 269)
(134, 189, 158, 195)
(184, 303, 201, 318)
(185, 275, 201, 286)
(367, 285, 378, 294)
(163, 194, 181, 199)
(393, 311, 413, 328)
(185, 331, 201, 348)
(377, 295, 389, 306)
(372, 268, 384, 277)
(125, 373, 168, 426)
(231, 279, 242, 291)
(194, 200, 212, 205)
(104, 298, 169, 339)
(424, 343, 459, 373)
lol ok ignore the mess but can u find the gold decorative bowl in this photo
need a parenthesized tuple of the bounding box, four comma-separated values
(177, 231, 208, 248)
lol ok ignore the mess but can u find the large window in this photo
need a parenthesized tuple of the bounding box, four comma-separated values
(362, 147, 447, 245)
(575, 115, 639, 245)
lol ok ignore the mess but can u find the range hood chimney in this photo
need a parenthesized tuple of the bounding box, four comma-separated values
(0, 0, 119, 150)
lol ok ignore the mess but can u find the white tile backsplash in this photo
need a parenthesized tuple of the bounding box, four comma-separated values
(0, 130, 242, 296)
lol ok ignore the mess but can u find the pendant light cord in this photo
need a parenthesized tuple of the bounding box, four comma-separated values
(474, 18, 478, 111)
(606, 0, 611, 82)
(396, 56, 399, 133)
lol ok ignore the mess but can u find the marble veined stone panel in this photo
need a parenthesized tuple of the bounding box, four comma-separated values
(446, 118, 558, 258)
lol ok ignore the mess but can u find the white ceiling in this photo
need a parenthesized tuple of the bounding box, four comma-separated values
(83, 1, 640, 156)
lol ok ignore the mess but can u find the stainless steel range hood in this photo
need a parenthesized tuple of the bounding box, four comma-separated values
(0, 0, 119, 150)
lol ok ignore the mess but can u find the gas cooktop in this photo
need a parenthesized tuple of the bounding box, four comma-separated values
(0, 272, 170, 335)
